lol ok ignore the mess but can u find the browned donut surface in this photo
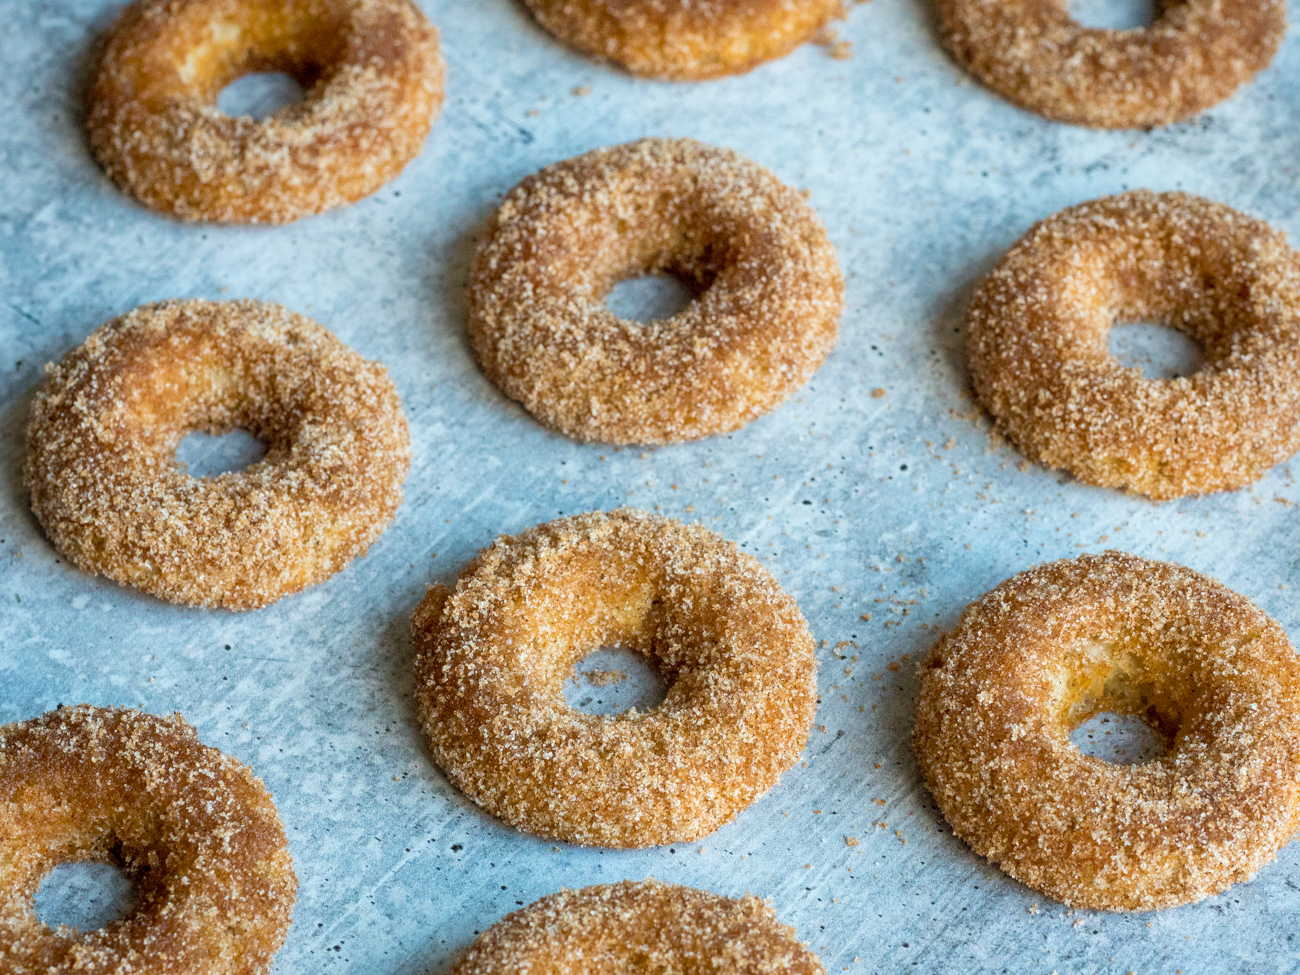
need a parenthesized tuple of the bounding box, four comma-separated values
(966, 191, 1300, 499)
(412, 510, 818, 847)
(88, 0, 445, 223)
(523, 0, 845, 80)
(451, 880, 824, 975)
(0, 705, 296, 975)
(26, 298, 410, 609)
(935, 0, 1285, 128)
(915, 552, 1300, 911)
(469, 138, 843, 445)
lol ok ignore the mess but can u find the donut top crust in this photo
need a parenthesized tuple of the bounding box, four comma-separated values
(0, 705, 296, 975)
(25, 298, 411, 609)
(914, 552, 1300, 910)
(936, 0, 1285, 128)
(522, 0, 846, 80)
(88, 0, 445, 223)
(450, 880, 825, 975)
(413, 509, 818, 847)
(469, 138, 843, 444)
(966, 191, 1300, 499)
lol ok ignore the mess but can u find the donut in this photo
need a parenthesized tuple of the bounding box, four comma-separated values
(934, 0, 1285, 128)
(25, 298, 410, 610)
(411, 509, 818, 847)
(0, 705, 296, 974)
(915, 551, 1300, 911)
(966, 191, 1300, 500)
(468, 138, 843, 445)
(451, 880, 823, 974)
(520, 0, 845, 80)
(87, 0, 445, 223)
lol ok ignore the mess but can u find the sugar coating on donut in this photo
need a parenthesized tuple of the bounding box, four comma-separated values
(0, 705, 296, 975)
(915, 551, 1300, 911)
(412, 509, 818, 847)
(967, 191, 1300, 499)
(936, 0, 1285, 128)
(25, 298, 411, 609)
(451, 880, 824, 974)
(469, 138, 843, 445)
(522, 0, 846, 80)
(88, 0, 445, 223)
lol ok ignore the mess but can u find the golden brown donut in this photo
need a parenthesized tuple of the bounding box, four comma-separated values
(521, 0, 845, 80)
(25, 298, 410, 610)
(412, 509, 818, 847)
(966, 191, 1300, 500)
(915, 552, 1300, 911)
(0, 705, 296, 975)
(935, 0, 1285, 128)
(88, 0, 445, 223)
(451, 880, 824, 975)
(468, 138, 843, 445)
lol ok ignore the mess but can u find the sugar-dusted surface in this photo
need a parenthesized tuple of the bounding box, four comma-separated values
(915, 552, 1300, 911)
(88, 0, 445, 223)
(966, 191, 1300, 500)
(935, 0, 1286, 129)
(2, 0, 1300, 972)
(413, 510, 817, 847)
(469, 138, 843, 444)
(521, 0, 845, 80)
(0, 705, 296, 975)
(25, 299, 411, 609)
(451, 880, 824, 974)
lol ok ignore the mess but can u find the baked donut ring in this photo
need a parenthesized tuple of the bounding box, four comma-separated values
(915, 552, 1300, 911)
(0, 705, 296, 975)
(468, 138, 843, 444)
(25, 298, 410, 610)
(935, 0, 1285, 128)
(88, 0, 445, 223)
(521, 0, 845, 80)
(412, 509, 818, 847)
(451, 880, 824, 975)
(966, 191, 1300, 499)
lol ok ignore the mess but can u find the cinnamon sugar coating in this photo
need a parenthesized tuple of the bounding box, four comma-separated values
(915, 552, 1300, 911)
(522, 0, 845, 80)
(88, 0, 445, 223)
(25, 299, 410, 610)
(966, 191, 1300, 499)
(935, 0, 1284, 128)
(0, 705, 296, 975)
(468, 138, 843, 445)
(451, 880, 824, 975)
(412, 510, 818, 848)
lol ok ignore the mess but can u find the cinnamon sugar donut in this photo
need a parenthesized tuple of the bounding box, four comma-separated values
(25, 298, 410, 610)
(966, 191, 1300, 499)
(468, 138, 843, 444)
(521, 0, 845, 80)
(451, 880, 824, 975)
(0, 705, 296, 975)
(411, 509, 818, 847)
(88, 0, 445, 223)
(915, 552, 1300, 911)
(935, 0, 1285, 128)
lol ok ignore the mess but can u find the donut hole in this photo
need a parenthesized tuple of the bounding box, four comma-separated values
(1069, 0, 1163, 30)
(1108, 320, 1206, 380)
(605, 273, 699, 324)
(217, 71, 307, 119)
(1063, 655, 1181, 764)
(34, 860, 138, 932)
(565, 646, 669, 715)
(176, 428, 269, 477)
(1070, 711, 1168, 764)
